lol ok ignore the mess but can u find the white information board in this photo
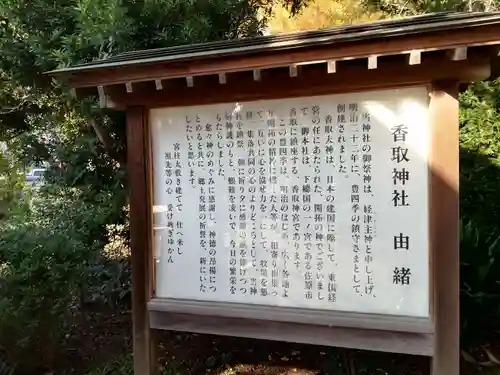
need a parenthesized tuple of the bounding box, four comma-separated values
(150, 86, 430, 318)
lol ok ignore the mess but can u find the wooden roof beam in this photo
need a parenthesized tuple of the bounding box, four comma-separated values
(368, 55, 378, 70)
(63, 25, 500, 88)
(327, 60, 336, 73)
(407, 50, 422, 65)
(101, 53, 491, 109)
(448, 47, 468, 61)
(97, 85, 106, 108)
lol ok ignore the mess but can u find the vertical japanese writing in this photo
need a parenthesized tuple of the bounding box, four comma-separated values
(290, 107, 301, 285)
(241, 125, 255, 296)
(194, 115, 209, 293)
(206, 121, 217, 292)
(349, 102, 362, 295)
(337, 104, 347, 176)
(300, 106, 312, 301)
(326, 173, 337, 303)
(325, 109, 337, 303)
(186, 119, 196, 188)
(279, 114, 290, 298)
(154, 88, 429, 317)
(362, 111, 374, 296)
(237, 114, 246, 297)
(226, 111, 237, 295)
(390, 122, 411, 286)
(312, 104, 325, 301)
(173, 143, 184, 264)
(248, 112, 258, 297)
(164, 149, 175, 264)
(216, 117, 224, 178)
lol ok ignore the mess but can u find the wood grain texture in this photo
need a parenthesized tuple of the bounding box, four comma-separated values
(428, 81, 460, 375)
(148, 298, 433, 334)
(65, 26, 500, 88)
(127, 106, 157, 375)
(149, 312, 434, 356)
(106, 54, 490, 109)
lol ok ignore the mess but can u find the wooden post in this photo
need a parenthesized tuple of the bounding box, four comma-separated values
(126, 106, 157, 375)
(429, 81, 460, 375)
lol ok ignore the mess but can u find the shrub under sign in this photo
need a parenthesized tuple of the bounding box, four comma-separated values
(51, 12, 500, 375)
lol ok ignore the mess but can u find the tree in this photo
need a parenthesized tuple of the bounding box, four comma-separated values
(361, 0, 499, 16)
(0, 0, 310, 163)
(0, 143, 24, 218)
(0, 1, 315, 371)
(0, 0, 311, 222)
(267, 0, 383, 33)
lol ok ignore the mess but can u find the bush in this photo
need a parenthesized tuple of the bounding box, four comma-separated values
(459, 79, 500, 347)
(460, 78, 500, 230)
(0, 150, 24, 219)
(460, 219, 500, 346)
(0, 185, 129, 372)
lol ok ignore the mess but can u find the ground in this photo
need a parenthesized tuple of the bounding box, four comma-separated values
(52, 307, 499, 375)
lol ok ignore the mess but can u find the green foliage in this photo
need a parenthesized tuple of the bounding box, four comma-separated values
(1, 0, 500, 371)
(0, 186, 128, 371)
(84, 354, 185, 375)
(458, 79, 500, 347)
(0, 1, 309, 373)
(460, 219, 500, 346)
(85, 355, 133, 375)
(460, 79, 500, 231)
(361, 0, 499, 16)
(0, 0, 310, 229)
(0, 148, 24, 217)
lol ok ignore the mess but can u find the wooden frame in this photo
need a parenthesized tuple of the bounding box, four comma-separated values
(126, 106, 157, 375)
(140, 80, 461, 375)
(148, 297, 434, 334)
(150, 312, 434, 356)
(129, 64, 462, 375)
(62, 24, 500, 88)
(428, 80, 460, 375)
(103, 52, 490, 109)
(141, 78, 457, 359)
(51, 15, 500, 375)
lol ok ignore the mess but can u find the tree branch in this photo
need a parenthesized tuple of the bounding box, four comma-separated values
(89, 118, 126, 165)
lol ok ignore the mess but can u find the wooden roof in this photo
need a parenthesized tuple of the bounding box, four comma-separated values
(51, 12, 500, 75)
(49, 12, 500, 108)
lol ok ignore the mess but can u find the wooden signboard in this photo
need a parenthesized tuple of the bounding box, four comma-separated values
(150, 87, 430, 314)
(147, 83, 446, 364)
(50, 12, 500, 375)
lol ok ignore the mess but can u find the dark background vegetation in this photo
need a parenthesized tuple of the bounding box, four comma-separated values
(0, 0, 500, 374)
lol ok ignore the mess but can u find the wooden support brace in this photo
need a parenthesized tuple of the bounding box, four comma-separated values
(449, 47, 468, 61)
(218, 73, 227, 84)
(408, 50, 422, 65)
(327, 60, 336, 73)
(368, 55, 378, 70)
(126, 106, 157, 375)
(429, 80, 460, 375)
(253, 69, 261, 82)
(97, 85, 106, 108)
